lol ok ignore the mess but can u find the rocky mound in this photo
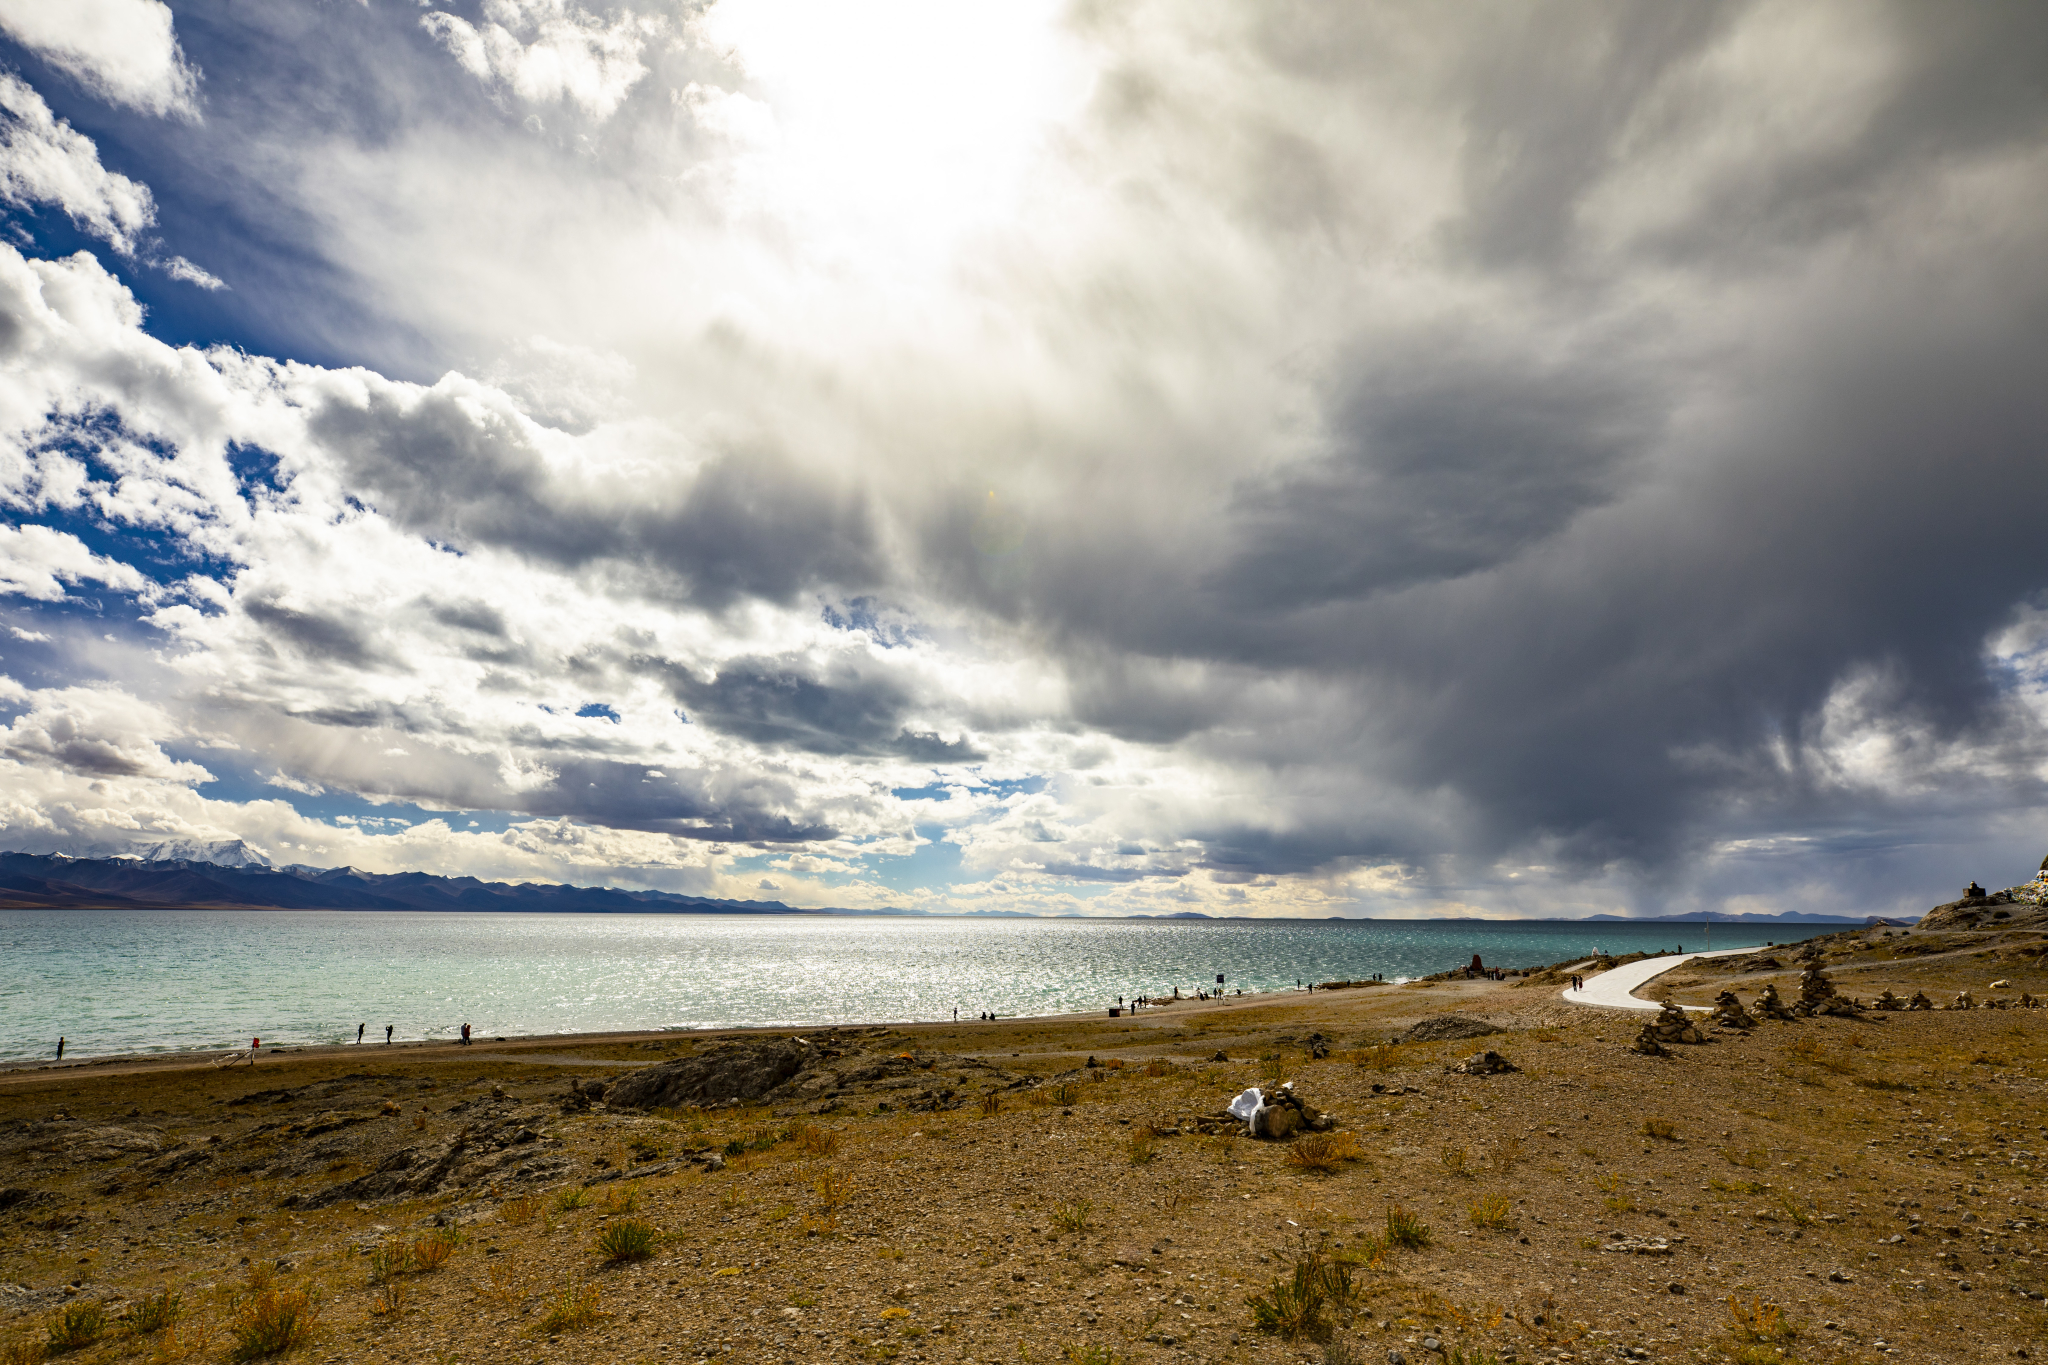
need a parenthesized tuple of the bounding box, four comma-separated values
(1400, 1015, 1502, 1043)
(606, 1037, 815, 1111)
(1918, 891, 2048, 932)
(604, 1036, 1022, 1115)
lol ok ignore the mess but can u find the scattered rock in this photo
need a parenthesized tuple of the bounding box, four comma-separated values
(1599, 1233, 1675, 1256)
(1399, 1015, 1501, 1044)
(1447, 1050, 1520, 1076)
(1946, 990, 1977, 1012)
(1210, 1051, 1228, 1062)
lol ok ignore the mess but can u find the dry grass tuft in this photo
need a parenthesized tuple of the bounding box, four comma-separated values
(501, 1193, 539, 1225)
(1285, 1131, 1362, 1173)
(227, 1288, 318, 1361)
(1384, 1206, 1431, 1249)
(1726, 1295, 1793, 1343)
(1641, 1118, 1679, 1141)
(790, 1123, 843, 1157)
(537, 1282, 605, 1335)
(1467, 1194, 1515, 1230)
(1126, 1128, 1158, 1165)
(1439, 1143, 1471, 1177)
(2, 1339, 47, 1365)
(128, 1290, 182, 1336)
(980, 1092, 1001, 1117)
(596, 1219, 659, 1262)
(44, 1302, 106, 1354)
(1053, 1199, 1093, 1234)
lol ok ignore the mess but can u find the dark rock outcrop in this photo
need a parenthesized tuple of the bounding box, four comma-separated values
(606, 1038, 815, 1111)
(1399, 1015, 1502, 1044)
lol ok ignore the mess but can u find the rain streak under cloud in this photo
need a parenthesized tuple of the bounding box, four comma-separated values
(0, 0, 2046, 920)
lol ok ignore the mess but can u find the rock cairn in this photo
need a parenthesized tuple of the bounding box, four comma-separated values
(1447, 1050, 1520, 1076)
(1908, 991, 1934, 1010)
(1945, 990, 1977, 1011)
(1631, 1001, 1704, 1054)
(1752, 982, 1798, 1021)
(1873, 988, 1905, 1011)
(1706, 990, 1755, 1029)
(1795, 964, 1862, 1019)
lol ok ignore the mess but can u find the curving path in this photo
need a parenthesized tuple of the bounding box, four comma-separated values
(1562, 946, 1754, 1012)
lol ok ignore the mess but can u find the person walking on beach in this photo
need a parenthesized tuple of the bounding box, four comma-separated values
(385, 1024, 394, 1044)
(460, 1023, 471, 1046)
(357, 1023, 365, 1044)
(56, 1037, 64, 1060)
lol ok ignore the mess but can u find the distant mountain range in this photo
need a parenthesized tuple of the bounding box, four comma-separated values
(0, 851, 821, 916)
(0, 850, 1911, 922)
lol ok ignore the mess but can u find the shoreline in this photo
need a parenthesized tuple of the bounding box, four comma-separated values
(3, 933, 1830, 1078)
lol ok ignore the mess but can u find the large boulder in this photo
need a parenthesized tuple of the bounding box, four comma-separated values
(607, 1038, 814, 1111)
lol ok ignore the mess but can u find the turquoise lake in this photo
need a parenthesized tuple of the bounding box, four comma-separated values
(0, 911, 1811, 1063)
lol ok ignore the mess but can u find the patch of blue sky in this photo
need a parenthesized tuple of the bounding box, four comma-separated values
(12, 499, 230, 596)
(575, 703, 622, 723)
(182, 757, 521, 837)
(890, 773, 1045, 804)
(868, 824, 964, 893)
(820, 596, 923, 648)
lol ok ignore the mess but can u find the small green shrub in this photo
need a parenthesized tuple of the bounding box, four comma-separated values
(44, 1302, 106, 1353)
(553, 1186, 593, 1212)
(1053, 1199, 1093, 1234)
(596, 1219, 659, 1262)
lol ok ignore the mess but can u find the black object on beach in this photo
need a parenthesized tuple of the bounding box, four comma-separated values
(357, 1023, 364, 1043)
(56, 1036, 64, 1060)
(385, 1025, 394, 1044)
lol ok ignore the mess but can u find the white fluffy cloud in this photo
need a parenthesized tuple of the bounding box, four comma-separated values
(0, 0, 200, 119)
(0, 524, 151, 602)
(421, 0, 661, 122)
(0, 75, 155, 255)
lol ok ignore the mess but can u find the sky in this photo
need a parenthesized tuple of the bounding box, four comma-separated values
(0, 0, 2045, 920)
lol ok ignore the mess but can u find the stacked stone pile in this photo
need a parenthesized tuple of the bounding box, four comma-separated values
(1706, 990, 1755, 1029)
(1630, 1001, 1705, 1055)
(1752, 983, 1799, 1020)
(1874, 989, 1905, 1011)
(1908, 991, 1934, 1010)
(1795, 964, 1864, 1019)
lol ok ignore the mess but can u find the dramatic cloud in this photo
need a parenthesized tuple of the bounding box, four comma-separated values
(0, 0, 201, 119)
(0, 75, 156, 255)
(0, 0, 2044, 917)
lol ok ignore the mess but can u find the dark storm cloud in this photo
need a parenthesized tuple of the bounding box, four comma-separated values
(985, 0, 2048, 888)
(306, 387, 883, 610)
(651, 653, 983, 762)
(242, 596, 399, 671)
(513, 757, 838, 844)
(1218, 341, 1656, 607)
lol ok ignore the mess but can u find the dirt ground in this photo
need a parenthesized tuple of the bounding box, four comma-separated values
(3, 921, 2047, 1365)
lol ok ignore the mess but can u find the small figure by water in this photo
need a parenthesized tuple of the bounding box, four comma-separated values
(357, 1023, 365, 1044)
(460, 1023, 471, 1046)
(56, 1036, 64, 1060)
(385, 1025, 394, 1044)
(251, 1037, 260, 1061)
